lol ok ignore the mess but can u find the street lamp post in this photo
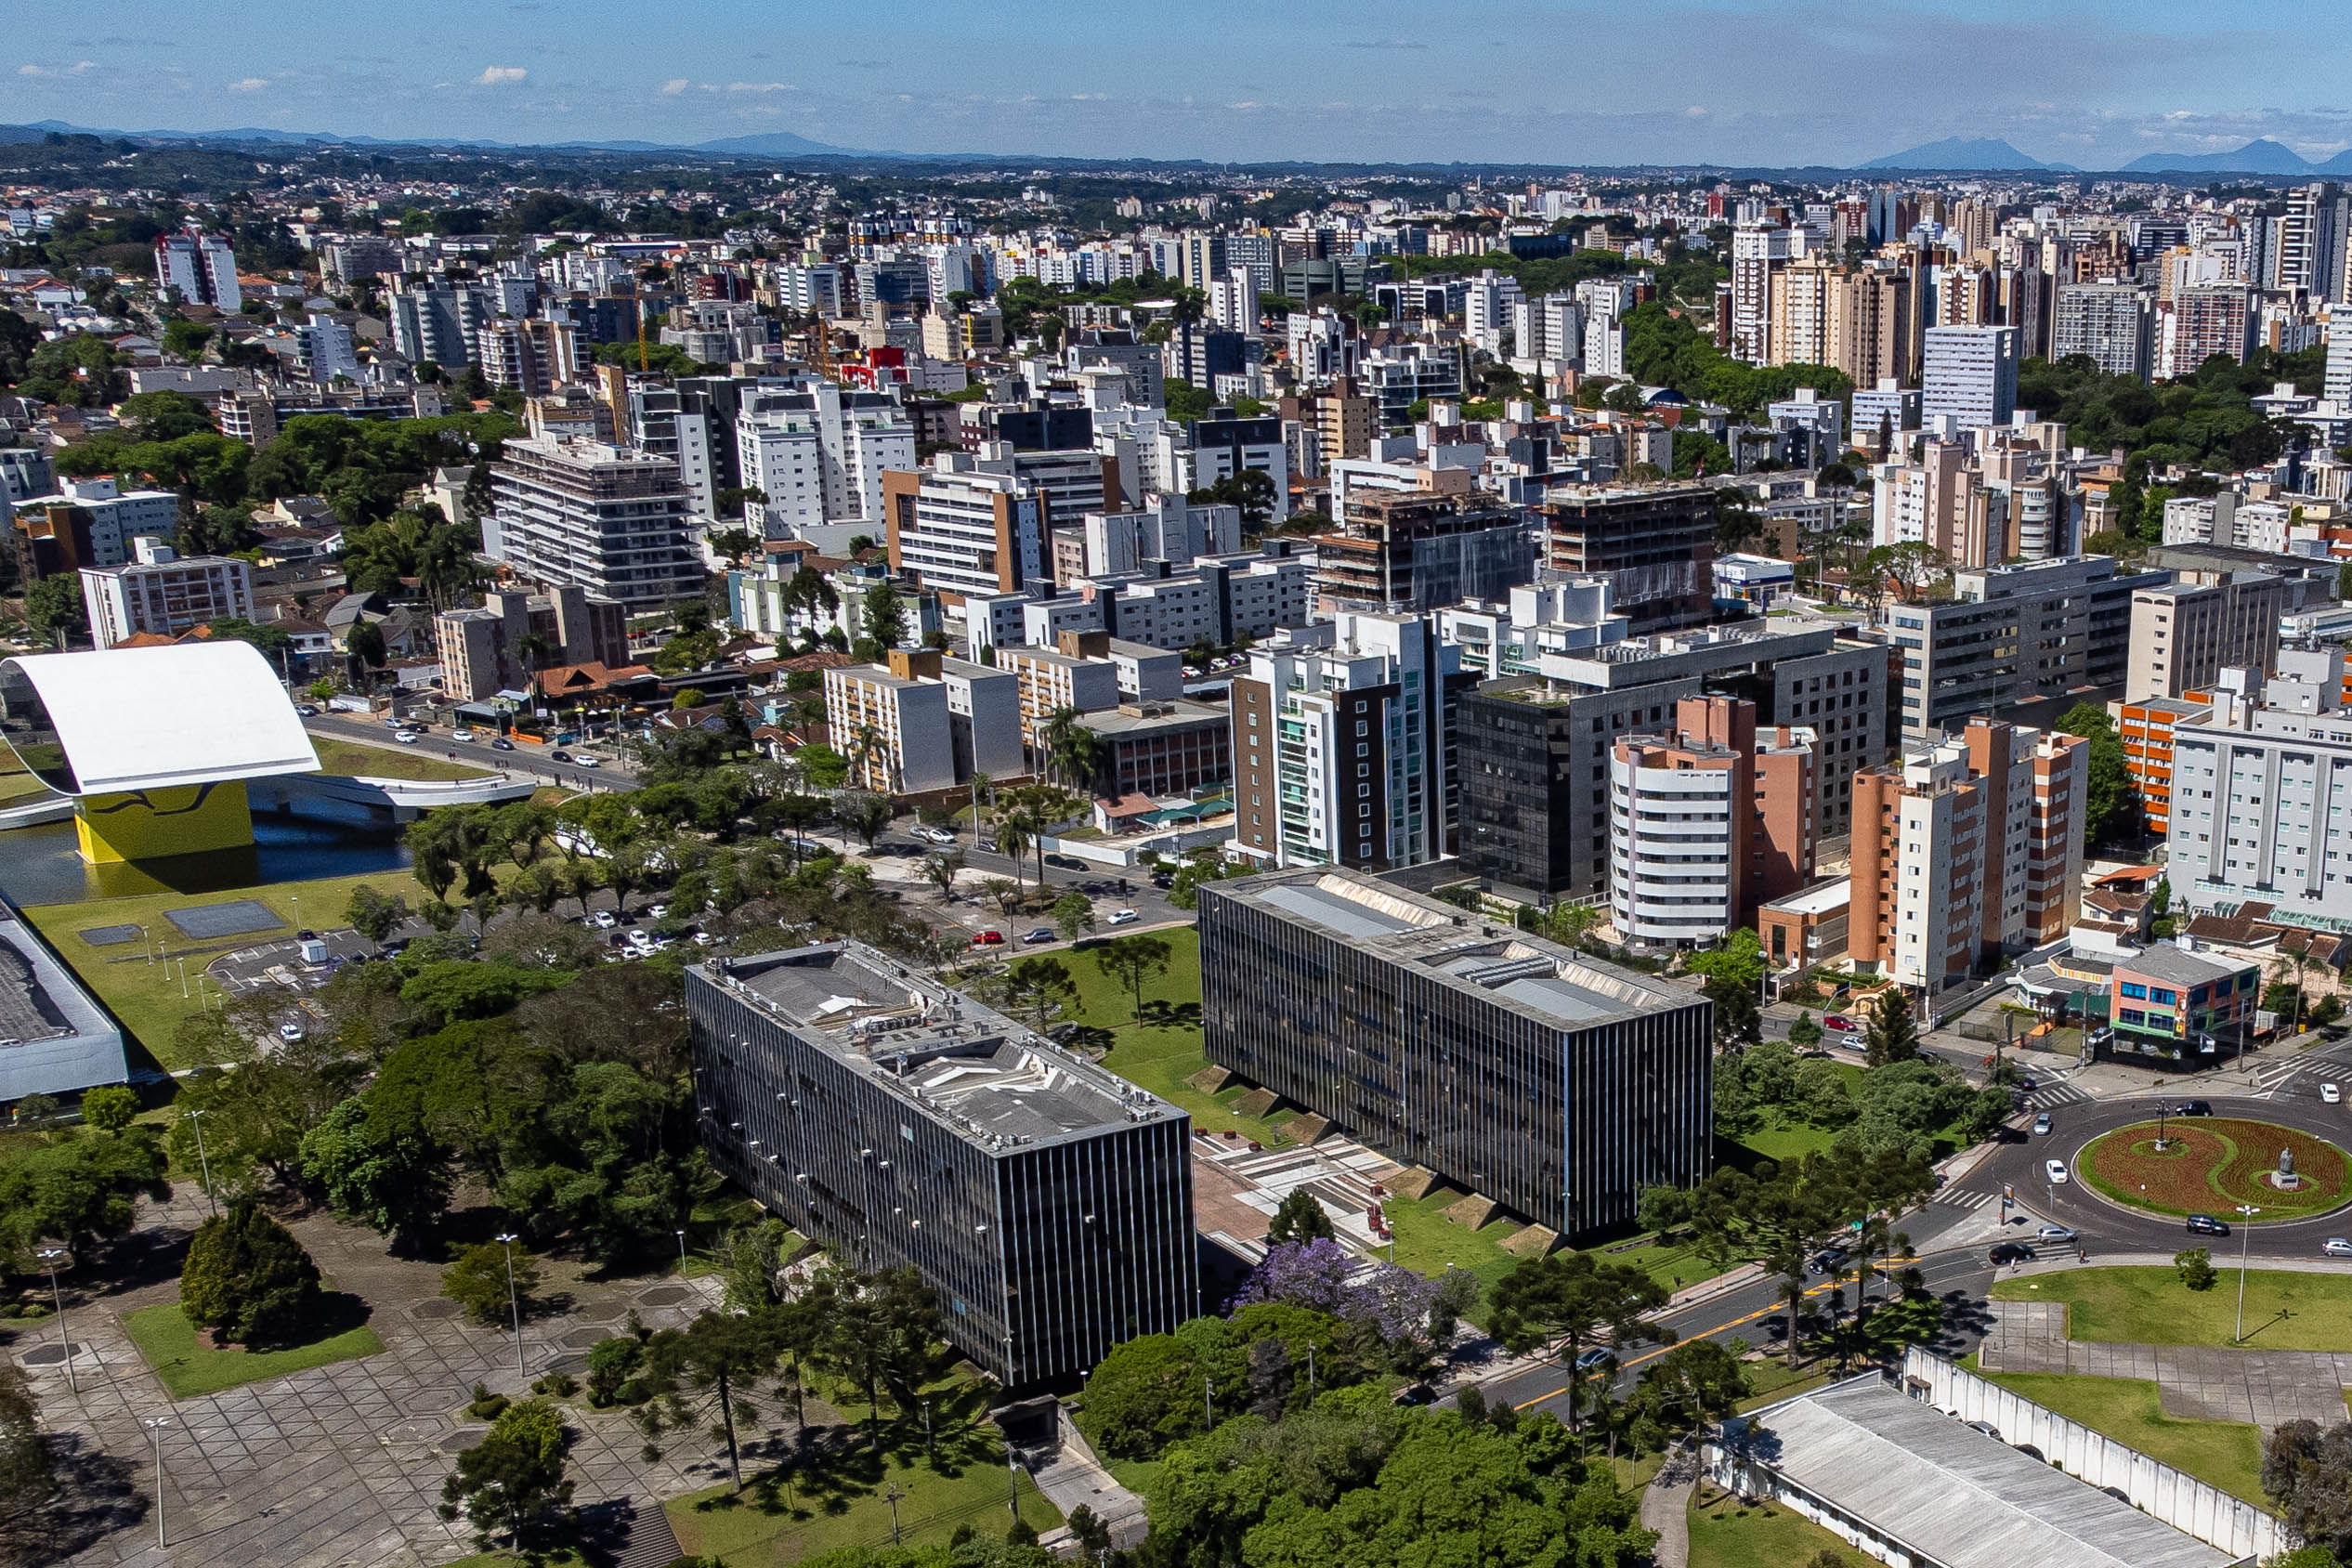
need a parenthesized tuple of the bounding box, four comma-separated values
(34, 1246, 72, 1394)
(177, 957, 190, 1000)
(185, 1107, 219, 1219)
(674, 1228, 687, 1276)
(494, 1232, 525, 1373)
(143, 1416, 171, 1548)
(2234, 1205, 2261, 1342)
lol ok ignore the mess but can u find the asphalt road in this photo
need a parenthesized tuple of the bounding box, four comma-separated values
(303, 712, 638, 789)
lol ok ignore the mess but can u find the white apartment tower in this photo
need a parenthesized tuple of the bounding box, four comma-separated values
(1920, 326, 2018, 430)
(153, 228, 241, 312)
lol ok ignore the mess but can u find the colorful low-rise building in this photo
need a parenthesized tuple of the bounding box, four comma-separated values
(2096, 940, 2261, 1065)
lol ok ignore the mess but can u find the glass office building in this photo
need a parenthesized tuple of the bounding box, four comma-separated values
(688, 944, 1197, 1387)
(1199, 869, 1713, 1242)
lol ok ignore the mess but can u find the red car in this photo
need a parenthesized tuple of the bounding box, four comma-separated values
(972, 929, 1004, 946)
(1823, 1014, 1858, 1032)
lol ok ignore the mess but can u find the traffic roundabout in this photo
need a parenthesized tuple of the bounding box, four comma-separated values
(1979, 1091, 2352, 1257)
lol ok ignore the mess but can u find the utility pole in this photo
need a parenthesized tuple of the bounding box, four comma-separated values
(2235, 1205, 2261, 1342)
(185, 1108, 219, 1219)
(495, 1232, 525, 1373)
(143, 1416, 171, 1548)
(35, 1247, 72, 1394)
(884, 1480, 907, 1545)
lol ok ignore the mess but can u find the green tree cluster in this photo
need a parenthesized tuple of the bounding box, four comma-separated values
(178, 1196, 325, 1346)
(2054, 701, 2138, 847)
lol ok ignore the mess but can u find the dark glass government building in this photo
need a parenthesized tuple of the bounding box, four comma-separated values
(687, 944, 1197, 1387)
(1198, 869, 1712, 1243)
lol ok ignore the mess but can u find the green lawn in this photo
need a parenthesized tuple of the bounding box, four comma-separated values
(665, 1444, 1063, 1565)
(1377, 1187, 1523, 1296)
(308, 737, 491, 782)
(1976, 1369, 2268, 1505)
(22, 869, 440, 1067)
(121, 1299, 385, 1398)
(0, 753, 54, 806)
(1992, 1266, 2352, 1351)
(1688, 1490, 1865, 1568)
(1057, 929, 1293, 1147)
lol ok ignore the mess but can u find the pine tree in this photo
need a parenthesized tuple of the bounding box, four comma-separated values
(1266, 1188, 1336, 1247)
(180, 1197, 323, 1345)
(1863, 989, 1920, 1068)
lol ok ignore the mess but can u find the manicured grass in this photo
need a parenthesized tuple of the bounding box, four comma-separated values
(1991, 1265, 2352, 1351)
(1688, 1489, 1865, 1568)
(665, 1444, 1063, 1565)
(121, 1299, 385, 1398)
(1053, 929, 1293, 1148)
(2082, 1118, 2348, 1220)
(1976, 1369, 2268, 1505)
(308, 736, 492, 782)
(20, 869, 438, 1067)
(1735, 1358, 1836, 1413)
(0, 753, 53, 806)
(1377, 1187, 1523, 1296)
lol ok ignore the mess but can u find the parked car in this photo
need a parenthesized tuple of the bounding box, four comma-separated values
(490, 737, 516, 751)
(646, 904, 669, 921)
(1151, 870, 1175, 890)
(1823, 1014, 1857, 1032)
(2186, 1213, 2231, 1236)
(2179, 1100, 2215, 1116)
(591, 910, 618, 930)
(2325, 1082, 2343, 1104)
(972, 929, 1004, 946)
(693, 931, 716, 947)
(1988, 1243, 2034, 1265)
(2032, 1112, 2053, 1136)
(1022, 928, 1055, 945)
(294, 703, 319, 715)
(1574, 1347, 1615, 1373)
(451, 727, 477, 742)
(2324, 1237, 2352, 1259)
(2035, 1225, 2079, 1245)
(277, 1022, 305, 1043)
(394, 730, 421, 744)
(1108, 908, 1141, 925)
(1392, 1383, 1438, 1406)
(2044, 1159, 2070, 1184)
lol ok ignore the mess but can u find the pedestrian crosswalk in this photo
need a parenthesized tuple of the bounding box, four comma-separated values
(2022, 1083, 2092, 1111)
(1939, 1188, 2001, 1210)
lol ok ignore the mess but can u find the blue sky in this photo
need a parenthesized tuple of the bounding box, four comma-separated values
(12, 0, 2352, 167)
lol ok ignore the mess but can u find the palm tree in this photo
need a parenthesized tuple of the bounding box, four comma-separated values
(919, 851, 963, 902)
(996, 809, 1034, 891)
(1040, 706, 1087, 788)
(845, 722, 884, 792)
(514, 631, 556, 716)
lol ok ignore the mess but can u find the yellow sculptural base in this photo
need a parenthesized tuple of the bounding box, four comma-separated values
(74, 781, 255, 863)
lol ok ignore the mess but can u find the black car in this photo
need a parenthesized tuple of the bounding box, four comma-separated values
(549, 750, 573, 763)
(2186, 1213, 2231, 1236)
(1989, 1243, 2034, 1264)
(2179, 1100, 2215, 1116)
(1392, 1383, 1438, 1406)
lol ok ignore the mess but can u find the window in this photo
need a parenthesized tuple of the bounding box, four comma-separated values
(2150, 988, 2176, 1006)
(2120, 982, 2147, 1000)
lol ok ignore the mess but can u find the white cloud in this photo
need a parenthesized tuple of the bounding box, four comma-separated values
(726, 81, 794, 94)
(660, 77, 688, 95)
(20, 60, 96, 79)
(229, 76, 269, 93)
(473, 65, 526, 85)
(1686, 105, 1707, 117)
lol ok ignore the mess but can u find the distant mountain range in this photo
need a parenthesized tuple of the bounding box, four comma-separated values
(0, 119, 878, 159)
(1862, 133, 2352, 176)
(1862, 137, 2075, 172)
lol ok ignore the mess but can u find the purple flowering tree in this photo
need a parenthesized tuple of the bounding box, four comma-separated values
(1233, 1239, 1444, 1348)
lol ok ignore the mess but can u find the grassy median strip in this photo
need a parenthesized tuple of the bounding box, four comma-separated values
(307, 736, 493, 782)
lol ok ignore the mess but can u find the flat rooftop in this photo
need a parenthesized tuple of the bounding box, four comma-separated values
(706, 943, 1177, 1150)
(0, 902, 127, 1103)
(1216, 869, 1692, 1033)
(1079, 699, 1229, 737)
(1741, 1375, 2235, 1568)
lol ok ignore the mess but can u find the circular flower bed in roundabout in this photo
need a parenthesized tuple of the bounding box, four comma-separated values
(2079, 1117, 2351, 1221)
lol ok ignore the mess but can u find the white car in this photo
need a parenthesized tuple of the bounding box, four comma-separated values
(2326, 1082, 2343, 1105)
(278, 1022, 305, 1043)
(2326, 1237, 2352, 1259)
(451, 727, 477, 743)
(1108, 908, 1141, 925)
(918, 827, 959, 846)
(393, 729, 421, 744)
(591, 910, 618, 930)
(572, 754, 600, 768)
(2045, 1159, 2070, 1184)
(647, 904, 669, 921)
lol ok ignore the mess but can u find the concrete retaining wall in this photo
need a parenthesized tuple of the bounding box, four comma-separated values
(1901, 1347, 2289, 1561)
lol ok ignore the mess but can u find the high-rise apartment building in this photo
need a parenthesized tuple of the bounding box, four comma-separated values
(1608, 697, 1816, 948)
(1229, 612, 1466, 872)
(1884, 556, 2166, 740)
(882, 453, 1045, 599)
(1312, 491, 1536, 616)
(9, 477, 176, 582)
(434, 585, 629, 702)
(1920, 325, 2019, 430)
(2052, 283, 2154, 379)
(686, 944, 1195, 1388)
(1730, 224, 1790, 362)
(80, 541, 254, 650)
(1540, 483, 1717, 633)
(152, 228, 241, 312)
(2158, 285, 2255, 380)
(1849, 719, 2087, 995)
(2124, 577, 2282, 704)
(2275, 184, 2345, 301)
(1197, 868, 1712, 1244)
(736, 383, 916, 537)
(486, 436, 703, 611)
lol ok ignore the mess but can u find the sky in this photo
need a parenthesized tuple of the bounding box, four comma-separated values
(13, 0, 2352, 169)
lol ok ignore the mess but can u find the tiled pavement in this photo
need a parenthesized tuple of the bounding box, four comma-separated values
(1980, 1299, 2352, 1429)
(10, 1189, 737, 1568)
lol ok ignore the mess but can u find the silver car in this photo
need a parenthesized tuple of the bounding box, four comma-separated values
(2324, 1237, 2352, 1259)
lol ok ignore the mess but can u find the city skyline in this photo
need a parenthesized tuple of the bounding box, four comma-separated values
(12, 0, 2352, 170)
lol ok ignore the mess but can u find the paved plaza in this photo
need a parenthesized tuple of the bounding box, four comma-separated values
(1979, 1299, 2352, 1429)
(9, 1187, 737, 1568)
